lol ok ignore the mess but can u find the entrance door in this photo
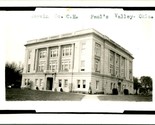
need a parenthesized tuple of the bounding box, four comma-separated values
(47, 78, 53, 90)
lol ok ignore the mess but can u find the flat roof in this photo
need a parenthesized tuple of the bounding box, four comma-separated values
(26, 28, 134, 58)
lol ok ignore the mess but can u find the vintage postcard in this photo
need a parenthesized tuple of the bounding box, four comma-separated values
(1, 7, 155, 123)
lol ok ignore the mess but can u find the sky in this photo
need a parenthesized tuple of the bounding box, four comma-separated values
(3, 8, 155, 80)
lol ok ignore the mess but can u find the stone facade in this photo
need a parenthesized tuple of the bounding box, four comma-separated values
(21, 29, 134, 94)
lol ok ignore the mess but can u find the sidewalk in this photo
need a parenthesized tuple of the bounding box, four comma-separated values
(81, 94, 100, 101)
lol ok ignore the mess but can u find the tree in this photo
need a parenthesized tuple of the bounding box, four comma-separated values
(5, 62, 23, 88)
(140, 76, 153, 94)
(133, 77, 141, 95)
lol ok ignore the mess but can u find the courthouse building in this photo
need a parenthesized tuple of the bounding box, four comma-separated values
(21, 29, 134, 94)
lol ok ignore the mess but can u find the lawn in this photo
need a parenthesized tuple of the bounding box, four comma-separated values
(6, 88, 152, 101)
(98, 94, 152, 101)
(6, 88, 84, 101)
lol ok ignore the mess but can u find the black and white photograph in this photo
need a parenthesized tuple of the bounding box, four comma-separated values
(4, 8, 154, 102)
(1, 7, 155, 123)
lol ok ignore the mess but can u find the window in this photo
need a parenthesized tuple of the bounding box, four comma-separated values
(110, 64, 114, 75)
(124, 85, 126, 89)
(35, 79, 39, 86)
(28, 64, 30, 72)
(115, 54, 120, 76)
(62, 45, 72, 57)
(27, 79, 30, 85)
(77, 80, 80, 88)
(81, 42, 86, 54)
(80, 60, 85, 71)
(49, 60, 57, 72)
(96, 81, 99, 90)
(40, 79, 43, 86)
(59, 79, 62, 87)
(50, 47, 58, 58)
(129, 61, 132, 80)
(121, 57, 125, 78)
(28, 50, 32, 59)
(113, 83, 116, 88)
(95, 59, 100, 72)
(110, 51, 114, 75)
(61, 59, 71, 71)
(83, 80, 86, 88)
(111, 83, 113, 90)
(39, 50, 47, 58)
(64, 79, 68, 87)
(38, 61, 46, 72)
(95, 43, 101, 57)
(24, 79, 27, 85)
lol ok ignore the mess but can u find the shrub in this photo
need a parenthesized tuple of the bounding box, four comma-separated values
(124, 89, 129, 95)
(112, 88, 118, 95)
(54, 88, 57, 92)
(60, 88, 63, 92)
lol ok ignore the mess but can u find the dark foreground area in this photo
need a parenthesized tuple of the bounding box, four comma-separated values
(6, 88, 152, 101)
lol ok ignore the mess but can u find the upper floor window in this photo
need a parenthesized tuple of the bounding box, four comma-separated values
(116, 54, 119, 66)
(50, 47, 58, 58)
(129, 61, 132, 70)
(95, 59, 100, 72)
(38, 61, 46, 72)
(49, 60, 57, 72)
(110, 51, 114, 64)
(95, 43, 101, 57)
(129, 61, 132, 80)
(110, 50, 114, 75)
(120, 57, 125, 78)
(28, 50, 32, 59)
(121, 57, 125, 66)
(81, 42, 86, 54)
(61, 59, 71, 72)
(62, 45, 72, 57)
(115, 54, 120, 76)
(39, 50, 47, 59)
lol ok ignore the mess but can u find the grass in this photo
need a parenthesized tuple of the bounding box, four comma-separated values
(6, 88, 84, 101)
(98, 94, 152, 101)
(6, 88, 152, 101)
